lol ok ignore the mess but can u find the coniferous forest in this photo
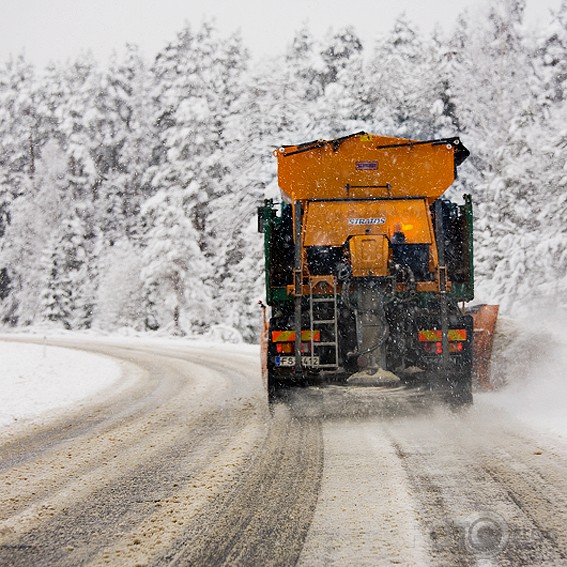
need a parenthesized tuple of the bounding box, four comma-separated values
(0, 0, 566, 342)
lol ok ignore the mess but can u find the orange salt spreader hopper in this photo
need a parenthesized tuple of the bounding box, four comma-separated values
(274, 132, 470, 283)
(274, 132, 469, 203)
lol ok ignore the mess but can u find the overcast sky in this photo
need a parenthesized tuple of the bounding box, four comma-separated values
(0, 0, 562, 68)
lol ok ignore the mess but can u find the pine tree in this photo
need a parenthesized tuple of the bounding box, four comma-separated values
(139, 188, 213, 334)
(95, 238, 145, 330)
(0, 55, 40, 324)
(41, 214, 93, 329)
(150, 24, 227, 250)
(319, 26, 363, 89)
(312, 44, 377, 137)
(368, 15, 433, 137)
(93, 46, 155, 244)
(285, 25, 326, 102)
(0, 55, 38, 183)
(533, 0, 567, 109)
(429, 28, 462, 138)
(0, 140, 68, 325)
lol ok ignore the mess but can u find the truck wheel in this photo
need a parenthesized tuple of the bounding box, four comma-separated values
(447, 384, 473, 407)
(446, 373, 473, 408)
(267, 368, 283, 403)
(429, 371, 473, 408)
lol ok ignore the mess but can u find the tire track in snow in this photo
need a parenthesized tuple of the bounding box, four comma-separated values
(384, 411, 567, 566)
(159, 403, 323, 567)
(0, 340, 268, 567)
(298, 419, 429, 567)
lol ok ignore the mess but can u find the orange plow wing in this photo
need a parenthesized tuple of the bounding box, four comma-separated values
(468, 304, 499, 391)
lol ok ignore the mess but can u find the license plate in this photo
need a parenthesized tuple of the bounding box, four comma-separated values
(275, 356, 320, 367)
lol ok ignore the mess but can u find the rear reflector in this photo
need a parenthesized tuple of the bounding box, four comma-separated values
(418, 329, 467, 342)
(272, 330, 321, 342)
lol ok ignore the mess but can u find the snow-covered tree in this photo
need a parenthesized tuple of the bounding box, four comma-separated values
(95, 239, 145, 330)
(369, 15, 433, 137)
(0, 140, 68, 325)
(140, 188, 213, 334)
(533, 0, 567, 107)
(0, 5, 566, 336)
(41, 214, 93, 329)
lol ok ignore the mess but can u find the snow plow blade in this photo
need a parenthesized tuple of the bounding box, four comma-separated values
(468, 304, 499, 391)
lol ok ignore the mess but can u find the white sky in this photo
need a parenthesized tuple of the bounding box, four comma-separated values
(0, 0, 562, 68)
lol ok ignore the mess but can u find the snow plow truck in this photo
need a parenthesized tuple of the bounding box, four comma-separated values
(258, 132, 475, 406)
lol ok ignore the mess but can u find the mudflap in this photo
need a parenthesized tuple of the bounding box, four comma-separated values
(267, 368, 311, 403)
(267, 367, 290, 403)
(428, 367, 473, 408)
(267, 367, 281, 403)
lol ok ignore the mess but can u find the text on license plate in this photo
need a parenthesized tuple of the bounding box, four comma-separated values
(275, 356, 320, 367)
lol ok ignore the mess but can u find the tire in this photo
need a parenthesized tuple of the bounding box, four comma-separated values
(267, 367, 284, 403)
(446, 384, 473, 408)
(445, 370, 473, 408)
(428, 368, 473, 408)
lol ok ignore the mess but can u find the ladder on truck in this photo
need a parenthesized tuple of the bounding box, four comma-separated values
(308, 277, 339, 369)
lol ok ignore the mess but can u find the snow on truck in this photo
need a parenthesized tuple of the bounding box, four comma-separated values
(258, 132, 478, 406)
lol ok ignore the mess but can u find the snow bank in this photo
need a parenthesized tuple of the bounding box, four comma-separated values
(0, 340, 121, 430)
(481, 307, 567, 439)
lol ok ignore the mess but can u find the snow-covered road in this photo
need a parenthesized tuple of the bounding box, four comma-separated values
(0, 334, 566, 566)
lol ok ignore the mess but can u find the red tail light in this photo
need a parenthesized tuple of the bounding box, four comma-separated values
(419, 329, 467, 355)
(276, 342, 310, 354)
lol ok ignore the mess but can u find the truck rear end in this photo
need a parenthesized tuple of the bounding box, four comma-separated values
(258, 132, 474, 405)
